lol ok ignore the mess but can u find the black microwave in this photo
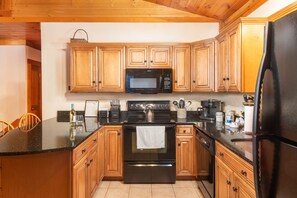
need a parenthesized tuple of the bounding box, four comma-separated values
(126, 69, 172, 94)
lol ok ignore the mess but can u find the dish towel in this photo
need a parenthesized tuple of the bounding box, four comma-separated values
(136, 126, 165, 149)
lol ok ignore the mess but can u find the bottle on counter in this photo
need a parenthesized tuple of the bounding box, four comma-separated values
(70, 104, 76, 124)
(216, 112, 224, 122)
(69, 124, 76, 142)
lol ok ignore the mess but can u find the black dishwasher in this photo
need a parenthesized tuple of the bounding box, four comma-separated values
(196, 128, 215, 198)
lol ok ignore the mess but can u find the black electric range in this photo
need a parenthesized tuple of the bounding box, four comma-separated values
(123, 100, 176, 184)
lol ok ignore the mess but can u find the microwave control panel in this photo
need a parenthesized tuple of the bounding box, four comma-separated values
(163, 74, 172, 90)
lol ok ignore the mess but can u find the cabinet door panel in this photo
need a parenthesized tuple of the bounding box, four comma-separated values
(149, 46, 172, 68)
(216, 36, 228, 92)
(73, 157, 87, 198)
(234, 173, 256, 198)
(192, 41, 215, 92)
(98, 128, 105, 182)
(215, 157, 233, 198)
(126, 47, 148, 68)
(88, 146, 98, 197)
(227, 26, 241, 92)
(98, 47, 124, 92)
(173, 46, 191, 92)
(70, 46, 97, 92)
(104, 126, 122, 177)
(176, 136, 194, 176)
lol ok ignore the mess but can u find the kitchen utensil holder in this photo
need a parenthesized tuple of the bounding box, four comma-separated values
(177, 108, 187, 119)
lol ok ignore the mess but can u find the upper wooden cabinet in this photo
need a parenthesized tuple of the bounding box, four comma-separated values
(69, 43, 125, 93)
(98, 46, 125, 92)
(126, 45, 172, 68)
(69, 45, 97, 92)
(172, 45, 191, 92)
(215, 18, 266, 93)
(191, 39, 215, 92)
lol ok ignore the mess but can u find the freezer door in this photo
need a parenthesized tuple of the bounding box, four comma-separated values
(254, 135, 297, 198)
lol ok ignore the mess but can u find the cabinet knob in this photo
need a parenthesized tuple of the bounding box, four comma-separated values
(226, 180, 231, 185)
(144, 60, 147, 63)
(92, 81, 96, 84)
(178, 143, 181, 146)
(174, 80, 177, 83)
(193, 80, 196, 83)
(219, 152, 224, 157)
(233, 187, 238, 192)
(90, 159, 93, 164)
(241, 170, 247, 176)
(183, 130, 186, 133)
(223, 78, 226, 81)
(150, 60, 153, 63)
(98, 81, 102, 83)
(226, 77, 230, 80)
(118, 132, 121, 136)
(86, 162, 90, 167)
(82, 149, 86, 154)
(93, 139, 97, 142)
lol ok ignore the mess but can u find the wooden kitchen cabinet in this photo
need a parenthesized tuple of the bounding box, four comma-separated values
(73, 132, 98, 198)
(126, 45, 172, 68)
(172, 45, 191, 92)
(68, 43, 125, 93)
(176, 125, 196, 177)
(69, 44, 97, 92)
(215, 18, 266, 93)
(215, 141, 255, 198)
(97, 127, 105, 182)
(104, 126, 123, 177)
(98, 46, 125, 92)
(191, 39, 215, 92)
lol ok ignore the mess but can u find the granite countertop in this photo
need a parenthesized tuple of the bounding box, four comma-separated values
(0, 111, 253, 166)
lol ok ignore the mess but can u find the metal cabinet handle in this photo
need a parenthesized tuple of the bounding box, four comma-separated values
(241, 170, 247, 176)
(226, 180, 231, 185)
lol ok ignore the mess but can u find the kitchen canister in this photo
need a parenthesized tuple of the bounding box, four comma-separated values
(225, 110, 235, 126)
(177, 108, 187, 119)
(216, 112, 224, 122)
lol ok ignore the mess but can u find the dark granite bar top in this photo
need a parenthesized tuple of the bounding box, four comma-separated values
(0, 111, 253, 165)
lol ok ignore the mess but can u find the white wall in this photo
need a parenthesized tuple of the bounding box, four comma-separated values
(249, 0, 296, 17)
(0, 46, 27, 123)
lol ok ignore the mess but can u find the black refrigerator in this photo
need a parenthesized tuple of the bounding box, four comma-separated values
(253, 10, 297, 198)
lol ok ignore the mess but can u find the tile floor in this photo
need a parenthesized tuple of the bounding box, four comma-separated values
(93, 180, 204, 198)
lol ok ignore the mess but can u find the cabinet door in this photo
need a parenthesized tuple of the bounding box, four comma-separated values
(227, 25, 241, 92)
(215, 157, 233, 198)
(233, 173, 256, 198)
(126, 46, 148, 68)
(97, 128, 105, 182)
(98, 46, 125, 92)
(73, 157, 87, 198)
(149, 46, 172, 68)
(172, 46, 191, 92)
(87, 146, 98, 198)
(70, 46, 97, 92)
(191, 40, 215, 92)
(104, 126, 122, 177)
(176, 136, 194, 176)
(215, 35, 228, 92)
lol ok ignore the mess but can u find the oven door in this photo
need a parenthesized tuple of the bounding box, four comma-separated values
(125, 69, 166, 94)
(123, 124, 176, 161)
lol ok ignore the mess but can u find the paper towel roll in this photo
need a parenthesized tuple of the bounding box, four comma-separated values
(244, 106, 254, 132)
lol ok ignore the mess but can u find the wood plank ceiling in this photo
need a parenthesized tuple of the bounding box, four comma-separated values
(0, 0, 267, 49)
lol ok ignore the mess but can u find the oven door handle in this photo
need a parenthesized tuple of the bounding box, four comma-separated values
(128, 163, 173, 167)
(123, 124, 176, 129)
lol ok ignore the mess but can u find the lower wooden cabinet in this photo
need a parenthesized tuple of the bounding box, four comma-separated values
(73, 133, 98, 198)
(215, 142, 255, 198)
(104, 126, 123, 177)
(176, 125, 196, 177)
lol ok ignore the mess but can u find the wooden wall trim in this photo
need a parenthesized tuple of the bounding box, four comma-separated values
(268, 1, 297, 21)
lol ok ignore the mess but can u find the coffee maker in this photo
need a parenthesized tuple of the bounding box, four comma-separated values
(197, 99, 222, 121)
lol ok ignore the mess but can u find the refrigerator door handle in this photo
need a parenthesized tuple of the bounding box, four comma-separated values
(253, 22, 273, 133)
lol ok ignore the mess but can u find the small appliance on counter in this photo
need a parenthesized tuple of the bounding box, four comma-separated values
(197, 99, 222, 121)
(110, 100, 120, 119)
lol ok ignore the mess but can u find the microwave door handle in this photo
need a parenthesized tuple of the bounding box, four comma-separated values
(159, 76, 163, 90)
